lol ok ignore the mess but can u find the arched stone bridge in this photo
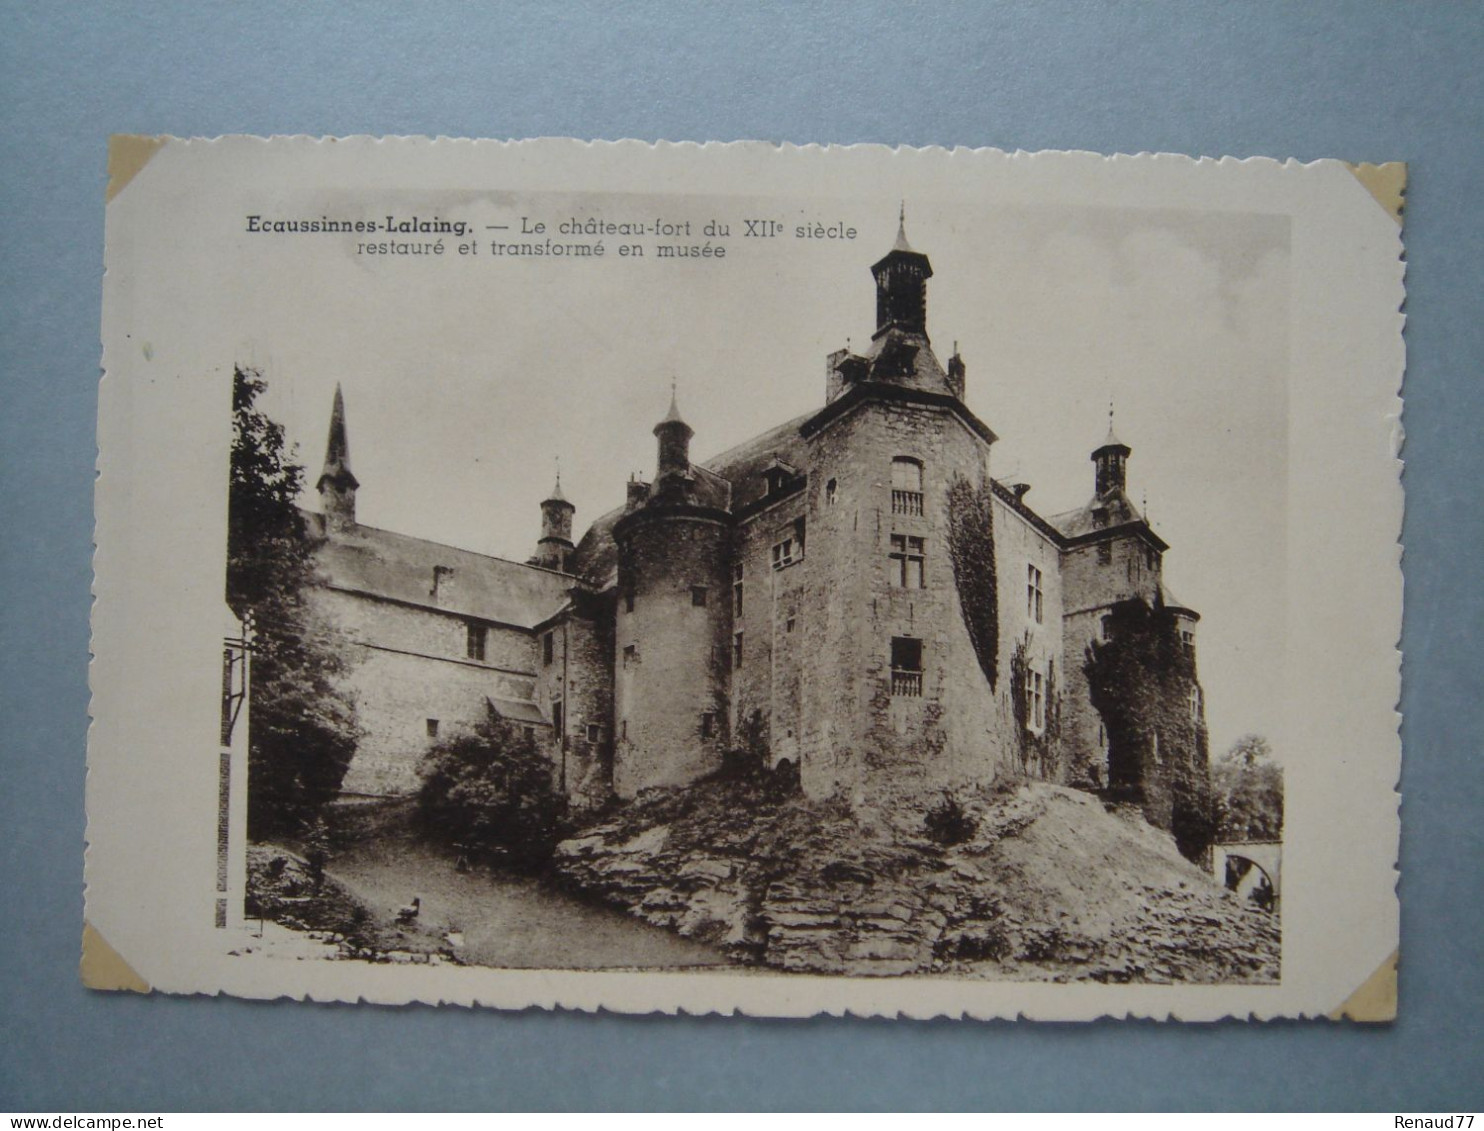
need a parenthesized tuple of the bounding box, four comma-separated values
(1211, 840, 1282, 912)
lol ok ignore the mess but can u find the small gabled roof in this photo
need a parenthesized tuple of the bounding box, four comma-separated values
(488, 696, 549, 726)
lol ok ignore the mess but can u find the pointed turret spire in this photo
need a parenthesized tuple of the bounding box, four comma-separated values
(1102, 399, 1124, 450)
(893, 200, 913, 252)
(545, 456, 568, 504)
(659, 377, 686, 427)
(653, 380, 694, 486)
(318, 383, 359, 532)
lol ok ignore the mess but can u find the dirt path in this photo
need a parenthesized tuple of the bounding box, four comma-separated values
(326, 832, 725, 970)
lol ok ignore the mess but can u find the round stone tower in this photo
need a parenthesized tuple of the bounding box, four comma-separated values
(611, 392, 731, 797)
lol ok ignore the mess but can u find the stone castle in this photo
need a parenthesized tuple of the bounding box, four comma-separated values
(305, 219, 1209, 832)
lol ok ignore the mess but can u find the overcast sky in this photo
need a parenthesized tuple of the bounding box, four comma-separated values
(239, 194, 1290, 764)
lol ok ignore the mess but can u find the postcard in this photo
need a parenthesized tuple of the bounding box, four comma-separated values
(87, 137, 1403, 1019)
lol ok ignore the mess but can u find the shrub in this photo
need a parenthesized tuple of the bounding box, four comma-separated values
(924, 793, 978, 845)
(416, 711, 568, 872)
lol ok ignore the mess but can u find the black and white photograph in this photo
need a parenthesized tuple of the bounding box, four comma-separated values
(87, 138, 1402, 1019)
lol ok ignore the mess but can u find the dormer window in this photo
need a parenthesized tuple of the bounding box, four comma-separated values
(763, 457, 799, 497)
(891, 457, 924, 516)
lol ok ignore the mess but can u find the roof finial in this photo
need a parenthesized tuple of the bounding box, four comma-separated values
(1103, 396, 1124, 448)
(659, 377, 686, 426)
(546, 454, 569, 503)
(893, 200, 913, 252)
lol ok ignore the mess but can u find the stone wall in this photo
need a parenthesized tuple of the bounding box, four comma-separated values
(730, 496, 809, 769)
(613, 512, 732, 796)
(535, 599, 616, 805)
(311, 588, 542, 796)
(990, 494, 1065, 779)
(797, 398, 1015, 805)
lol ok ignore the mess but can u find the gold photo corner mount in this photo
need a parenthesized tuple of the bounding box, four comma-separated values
(106, 135, 167, 203)
(79, 921, 151, 993)
(1328, 949, 1397, 1023)
(1344, 162, 1407, 227)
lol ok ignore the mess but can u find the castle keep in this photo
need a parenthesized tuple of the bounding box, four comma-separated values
(305, 220, 1209, 832)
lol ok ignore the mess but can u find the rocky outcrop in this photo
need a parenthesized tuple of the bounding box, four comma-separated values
(553, 778, 1280, 982)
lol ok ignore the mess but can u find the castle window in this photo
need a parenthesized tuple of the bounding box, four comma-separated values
(691, 585, 708, 607)
(890, 636, 923, 697)
(623, 644, 638, 668)
(1027, 564, 1044, 624)
(524, 725, 536, 742)
(825, 478, 838, 506)
(587, 723, 602, 743)
(426, 718, 439, 738)
(733, 632, 744, 669)
(889, 534, 926, 588)
(1097, 541, 1112, 566)
(621, 719, 627, 741)
(542, 631, 554, 666)
(466, 623, 487, 661)
(786, 614, 796, 633)
(701, 711, 716, 740)
(1181, 628, 1196, 650)
(1025, 667, 1045, 731)
(733, 563, 744, 616)
(891, 457, 924, 516)
(1188, 686, 1201, 723)
(624, 591, 635, 613)
(1101, 614, 1114, 641)
(551, 700, 563, 739)
(771, 537, 797, 570)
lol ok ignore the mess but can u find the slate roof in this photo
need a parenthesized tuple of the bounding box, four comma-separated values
(488, 695, 549, 725)
(568, 504, 625, 588)
(1159, 581, 1198, 617)
(305, 512, 573, 629)
(1047, 490, 1143, 540)
(699, 411, 814, 513)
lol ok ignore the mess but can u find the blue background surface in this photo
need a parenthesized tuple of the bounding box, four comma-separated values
(2, 0, 1481, 1111)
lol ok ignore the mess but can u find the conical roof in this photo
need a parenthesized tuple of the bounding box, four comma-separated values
(318, 383, 359, 488)
(543, 471, 573, 507)
(654, 385, 693, 435)
(892, 202, 914, 252)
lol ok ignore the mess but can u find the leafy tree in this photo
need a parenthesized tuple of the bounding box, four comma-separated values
(944, 473, 999, 689)
(228, 366, 358, 839)
(417, 710, 568, 872)
(1212, 734, 1284, 842)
